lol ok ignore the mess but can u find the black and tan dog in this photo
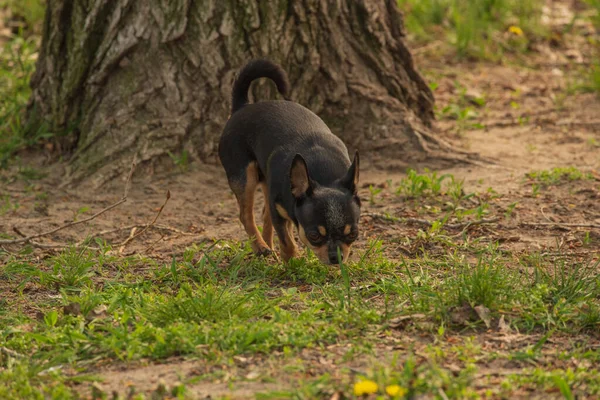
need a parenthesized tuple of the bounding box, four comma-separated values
(219, 59, 360, 265)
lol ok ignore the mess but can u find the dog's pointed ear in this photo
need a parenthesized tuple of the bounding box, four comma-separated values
(290, 154, 312, 199)
(341, 151, 360, 194)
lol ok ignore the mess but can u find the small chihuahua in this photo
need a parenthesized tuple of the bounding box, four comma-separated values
(219, 59, 361, 265)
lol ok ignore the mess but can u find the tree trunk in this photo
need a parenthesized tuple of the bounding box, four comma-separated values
(29, 0, 470, 186)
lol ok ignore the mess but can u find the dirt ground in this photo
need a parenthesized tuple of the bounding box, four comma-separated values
(2, 60, 598, 260)
(1, 4, 600, 399)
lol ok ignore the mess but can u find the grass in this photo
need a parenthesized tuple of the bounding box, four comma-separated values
(0, 159, 597, 397)
(396, 168, 450, 197)
(585, 0, 600, 29)
(0, 0, 46, 33)
(0, 0, 50, 168)
(396, 0, 546, 59)
(0, 0, 599, 398)
(434, 81, 487, 132)
(526, 166, 593, 188)
(0, 33, 43, 167)
(1, 230, 599, 398)
(579, 61, 600, 96)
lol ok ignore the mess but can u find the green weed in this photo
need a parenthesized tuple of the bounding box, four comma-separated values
(584, 0, 600, 29)
(368, 184, 383, 205)
(526, 167, 593, 187)
(504, 202, 518, 218)
(437, 82, 486, 132)
(0, 0, 46, 32)
(1, 238, 599, 396)
(450, 248, 513, 309)
(0, 360, 77, 400)
(581, 61, 600, 95)
(396, 169, 450, 197)
(0, 194, 19, 215)
(506, 367, 599, 397)
(40, 247, 99, 289)
(397, 0, 545, 59)
(167, 150, 190, 172)
(0, 33, 52, 167)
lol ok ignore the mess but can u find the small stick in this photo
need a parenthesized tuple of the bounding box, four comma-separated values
(12, 226, 26, 237)
(0, 346, 24, 359)
(118, 190, 171, 253)
(80, 223, 201, 242)
(143, 232, 168, 253)
(540, 250, 599, 257)
(539, 206, 553, 223)
(0, 199, 128, 245)
(0, 158, 136, 246)
(363, 212, 499, 229)
(521, 222, 600, 230)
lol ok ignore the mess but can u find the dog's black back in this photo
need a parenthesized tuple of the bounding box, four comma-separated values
(220, 63, 352, 209)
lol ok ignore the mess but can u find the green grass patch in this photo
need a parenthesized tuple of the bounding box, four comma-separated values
(1, 236, 599, 397)
(526, 166, 593, 189)
(0, 33, 53, 168)
(0, 0, 46, 32)
(584, 0, 600, 29)
(0, 1, 52, 168)
(396, 168, 450, 197)
(397, 0, 546, 59)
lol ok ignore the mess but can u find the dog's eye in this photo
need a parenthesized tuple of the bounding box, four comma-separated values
(307, 232, 322, 242)
(346, 230, 358, 241)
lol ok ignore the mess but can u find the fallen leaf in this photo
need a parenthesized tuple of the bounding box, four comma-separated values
(246, 371, 260, 380)
(329, 391, 343, 400)
(63, 302, 82, 317)
(450, 304, 476, 325)
(389, 313, 427, 329)
(86, 305, 108, 321)
(474, 305, 492, 328)
(498, 315, 512, 333)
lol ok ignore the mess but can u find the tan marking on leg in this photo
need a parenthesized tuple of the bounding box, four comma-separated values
(340, 243, 352, 263)
(236, 162, 270, 255)
(260, 183, 274, 249)
(275, 203, 291, 221)
(343, 224, 351, 236)
(280, 220, 299, 262)
(318, 225, 327, 236)
(299, 225, 329, 264)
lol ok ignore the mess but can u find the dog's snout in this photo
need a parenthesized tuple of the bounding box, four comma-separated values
(328, 253, 339, 264)
(328, 245, 343, 264)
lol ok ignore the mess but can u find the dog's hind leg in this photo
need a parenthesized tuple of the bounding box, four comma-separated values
(260, 183, 274, 249)
(230, 162, 272, 256)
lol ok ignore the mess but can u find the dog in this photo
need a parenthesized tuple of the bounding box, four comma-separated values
(219, 59, 361, 265)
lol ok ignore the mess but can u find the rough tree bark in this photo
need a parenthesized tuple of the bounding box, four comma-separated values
(29, 0, 473, 186)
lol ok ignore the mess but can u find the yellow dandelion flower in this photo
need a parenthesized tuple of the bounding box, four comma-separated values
(385, 384, 408, 397)
(353, 379, 379, 396)
(508, 26, 523, 36)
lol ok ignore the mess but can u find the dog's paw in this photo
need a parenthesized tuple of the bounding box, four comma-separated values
(254, 245, 273, 257)
(256, 248, 273, 258)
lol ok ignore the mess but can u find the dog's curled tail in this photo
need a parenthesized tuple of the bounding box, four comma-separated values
(231, 59, 290, 114)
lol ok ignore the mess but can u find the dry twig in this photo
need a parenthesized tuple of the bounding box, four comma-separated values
(0, 346, 24, 359)
(84, 224, 201, 239)
(0, 158, 137, 247)
(521, 222, 600, 230)
(363, 212, 499, 230)
(118, 190, 171, 253)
